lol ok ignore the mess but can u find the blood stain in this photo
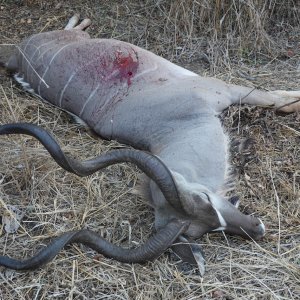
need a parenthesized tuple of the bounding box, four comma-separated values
(113, 50, 138, 86)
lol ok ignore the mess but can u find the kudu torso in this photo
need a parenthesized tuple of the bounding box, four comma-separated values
(8, 29, 228, 195)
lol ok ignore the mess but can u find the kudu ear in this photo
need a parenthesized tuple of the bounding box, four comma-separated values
(171, 172, 219, 218)
(171, 235, 205, 276)
(184, 192, 221, 227)
(228, 195, 240, 208)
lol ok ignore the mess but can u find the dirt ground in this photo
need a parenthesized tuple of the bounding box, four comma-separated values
(0, 1, 299, 299)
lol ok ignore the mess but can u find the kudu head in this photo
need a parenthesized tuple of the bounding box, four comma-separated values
(152, 171, 265, 239)
(150, 171, 265, 274)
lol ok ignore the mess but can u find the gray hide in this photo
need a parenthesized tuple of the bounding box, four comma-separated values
(6, 29, 267, 255)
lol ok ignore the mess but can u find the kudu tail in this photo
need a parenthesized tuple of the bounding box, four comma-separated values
(0, 44, 15, 68)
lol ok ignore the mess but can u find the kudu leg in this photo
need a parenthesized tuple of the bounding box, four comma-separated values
(204, 77, 300, 113)
(227, 84, 300, 113)
(64, 14, 91, 31)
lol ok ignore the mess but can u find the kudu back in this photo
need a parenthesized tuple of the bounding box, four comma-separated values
(1, 15, 300, 273)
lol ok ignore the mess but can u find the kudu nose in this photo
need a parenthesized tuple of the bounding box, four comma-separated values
(255, 218, 266, 239)
(240, 217, 266, 240)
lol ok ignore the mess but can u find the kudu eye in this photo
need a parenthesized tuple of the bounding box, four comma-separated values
(193, 192, 210, 203)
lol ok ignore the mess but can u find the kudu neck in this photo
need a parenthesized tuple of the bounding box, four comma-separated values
(151, 120, 229, 194)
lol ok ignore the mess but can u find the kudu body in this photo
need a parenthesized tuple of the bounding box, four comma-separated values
(1, 15, 300, 273)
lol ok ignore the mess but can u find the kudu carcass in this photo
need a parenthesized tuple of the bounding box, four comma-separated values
(0, 15, 299, 275)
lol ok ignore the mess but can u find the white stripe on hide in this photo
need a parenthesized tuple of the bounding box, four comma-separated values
(58, 71, 76, 107)
(38, 44, 71, 95)
(79, 84, 100, 117)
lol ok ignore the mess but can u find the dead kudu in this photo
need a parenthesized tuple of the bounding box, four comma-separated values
(0, 15, 299, 275)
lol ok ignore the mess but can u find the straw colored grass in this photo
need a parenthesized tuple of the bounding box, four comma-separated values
(0, 1, 299, 299)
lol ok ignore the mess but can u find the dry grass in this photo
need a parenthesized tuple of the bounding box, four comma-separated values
(0, 1, 299, 299)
